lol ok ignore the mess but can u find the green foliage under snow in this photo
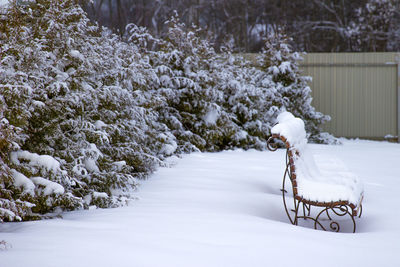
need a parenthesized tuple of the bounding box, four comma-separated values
(0, 0, 335, 221)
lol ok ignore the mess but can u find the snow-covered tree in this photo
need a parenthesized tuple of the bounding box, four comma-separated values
(348, 0, 398, 51)
(258, 29, 334, 143)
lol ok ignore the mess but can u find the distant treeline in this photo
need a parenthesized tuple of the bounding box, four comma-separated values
(80, 0, 400, 53)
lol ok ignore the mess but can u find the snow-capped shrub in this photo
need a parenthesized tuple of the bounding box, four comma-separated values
(131, 16, 333, 150)
(0, 0, 170, 220)
(214, 50, 281, 149)
(0, 103, 34, 221)
(147, 14, 240, 152)
(257, 29, 337, 144)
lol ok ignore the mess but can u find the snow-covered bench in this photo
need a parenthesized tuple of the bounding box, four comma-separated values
(267, 112, 363, 232)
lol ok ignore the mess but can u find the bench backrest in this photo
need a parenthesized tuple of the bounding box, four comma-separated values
(269, 133, 301, 196)
(270, 112, 308, 196)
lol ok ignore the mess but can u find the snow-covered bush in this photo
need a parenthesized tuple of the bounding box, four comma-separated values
(214, 50, 281, 149)
(0, 105, 33, 221)
(146, 14, 240, 152)
(0, 0, 171, 220)
(257, 29, 337, 144)
(131, 16, 333, 150)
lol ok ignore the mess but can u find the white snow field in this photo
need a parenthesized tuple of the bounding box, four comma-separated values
(1, 140, 400, 267)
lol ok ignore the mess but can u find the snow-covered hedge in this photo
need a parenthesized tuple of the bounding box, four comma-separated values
(148, 15, 245, 152)
(0, 0, 334, 221)
(0, 0, 172, 220)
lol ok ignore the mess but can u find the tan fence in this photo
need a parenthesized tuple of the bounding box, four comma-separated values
(301, 53, 400, 141)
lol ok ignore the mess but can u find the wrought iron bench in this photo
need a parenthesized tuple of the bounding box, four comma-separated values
(267, 112, 363, 233)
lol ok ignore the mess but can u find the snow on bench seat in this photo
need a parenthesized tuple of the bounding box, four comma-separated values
(271, 112, 364, 209)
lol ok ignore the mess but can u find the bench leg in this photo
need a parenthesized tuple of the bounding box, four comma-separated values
(281, 165, 297, 225)
(315, 205, 357, 233)
(294, 204, 357, 233)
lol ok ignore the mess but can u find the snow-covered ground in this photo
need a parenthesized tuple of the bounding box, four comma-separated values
(1, 140, 399, 267)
